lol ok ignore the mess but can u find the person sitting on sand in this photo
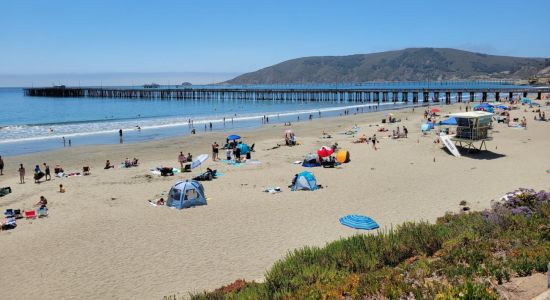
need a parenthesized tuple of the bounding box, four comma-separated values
(132, 158, 139, 166)
(124, 158, 132, 168)
(35, 196, 48, 209)
(156, 198, 165, 205)
(104, 160, 114, 169)
(59, 184, 65, 193)
(54, 164, 64, 174)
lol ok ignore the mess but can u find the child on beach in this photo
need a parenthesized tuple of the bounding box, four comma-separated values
(226, 148, 232, 161)
(59, 184, 65, 193)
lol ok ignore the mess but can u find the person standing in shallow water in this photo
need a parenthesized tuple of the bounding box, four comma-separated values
(0, 155, 4, 175)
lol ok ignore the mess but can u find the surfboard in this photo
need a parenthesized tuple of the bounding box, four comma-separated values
(440, 134, 461, 157)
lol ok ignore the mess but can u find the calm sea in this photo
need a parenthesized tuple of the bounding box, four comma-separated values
(0, 82, 520, 156)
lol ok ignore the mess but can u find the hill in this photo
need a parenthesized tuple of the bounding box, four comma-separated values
(225, 48, 550, 84)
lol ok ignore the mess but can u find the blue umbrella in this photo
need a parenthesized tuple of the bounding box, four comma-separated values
(339, 215, 379, 230)
(227, 134, 241, 141)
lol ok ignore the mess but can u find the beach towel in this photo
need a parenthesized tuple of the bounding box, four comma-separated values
(339, 215, 379, 230)
(263, 187, 282, 194)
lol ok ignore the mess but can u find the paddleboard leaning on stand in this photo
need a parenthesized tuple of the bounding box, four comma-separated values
(440, 133, 461, 157)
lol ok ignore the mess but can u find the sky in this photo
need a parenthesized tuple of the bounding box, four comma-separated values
(1, 0, 549, 86)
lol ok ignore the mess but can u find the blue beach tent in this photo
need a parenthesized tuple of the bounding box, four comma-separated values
(339, 215, 379, 230)
(167, 180, 207, 209)
(521, 97, 532, 104)
(291, 171, 318, 191)
(474, 104, 494, 113)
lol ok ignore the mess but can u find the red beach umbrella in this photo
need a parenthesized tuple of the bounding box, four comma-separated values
(430, 108, 440, 113)
(317, 146, 334, 158)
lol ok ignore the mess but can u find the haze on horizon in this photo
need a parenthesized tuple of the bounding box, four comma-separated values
(1, 0, 549, 87)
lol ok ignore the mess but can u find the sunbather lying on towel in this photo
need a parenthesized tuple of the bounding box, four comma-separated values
(353, 134, 368, 143)
(193, 168, 217, 181)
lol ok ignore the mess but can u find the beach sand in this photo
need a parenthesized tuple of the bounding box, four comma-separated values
(1, 101, 549, 299)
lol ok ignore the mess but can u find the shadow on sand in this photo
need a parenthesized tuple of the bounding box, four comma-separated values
(441, 146, 506, 160)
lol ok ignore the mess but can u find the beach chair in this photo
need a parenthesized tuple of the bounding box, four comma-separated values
(24, 210, 36, 219)
(83, 166, 91, 175)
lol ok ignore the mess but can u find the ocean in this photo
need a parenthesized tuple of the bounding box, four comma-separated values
(0, 82, 522, 156)
(0, 87, 385, 156)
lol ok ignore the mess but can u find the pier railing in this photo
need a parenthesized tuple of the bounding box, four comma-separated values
(24, 83, 550, 103)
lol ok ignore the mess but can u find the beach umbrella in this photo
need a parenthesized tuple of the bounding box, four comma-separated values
(191, 154, 209, 169)
(430, 108, 440, 113)
(317, 146, 334, 158)
(339, 215, 379, 230)
(227, 134, 241, 141)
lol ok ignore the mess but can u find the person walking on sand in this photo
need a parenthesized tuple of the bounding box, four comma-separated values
(43, 163, 51, 181)
(0, 155, 4, 175)
(178, 152, 186, 170)
(18, 164, 25, 184)
(372, 134, 378, 151)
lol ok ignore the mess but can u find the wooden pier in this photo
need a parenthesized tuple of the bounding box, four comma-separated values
(24, 84, 550, 104)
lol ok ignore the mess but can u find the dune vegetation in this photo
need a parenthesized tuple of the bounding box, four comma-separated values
(190, 188, 550, 299)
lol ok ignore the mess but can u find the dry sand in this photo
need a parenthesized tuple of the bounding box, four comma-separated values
(1, 101, 549, 299)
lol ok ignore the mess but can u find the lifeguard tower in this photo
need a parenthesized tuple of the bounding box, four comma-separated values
(450, 111, 493, 151)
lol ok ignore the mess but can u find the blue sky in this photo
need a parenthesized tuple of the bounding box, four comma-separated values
(1, 0, 549, 84)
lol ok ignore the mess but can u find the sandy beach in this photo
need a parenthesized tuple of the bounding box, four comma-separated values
(1, 101, 549, 299)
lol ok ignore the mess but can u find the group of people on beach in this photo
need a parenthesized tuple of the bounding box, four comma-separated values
(178, 152, 193, 171)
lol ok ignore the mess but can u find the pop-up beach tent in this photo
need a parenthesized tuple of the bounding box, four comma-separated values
(167, 180, 207, 209)
(291, 171, 319, 191)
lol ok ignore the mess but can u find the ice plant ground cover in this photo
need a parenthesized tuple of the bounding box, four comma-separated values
(190, 188, 550, 299)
